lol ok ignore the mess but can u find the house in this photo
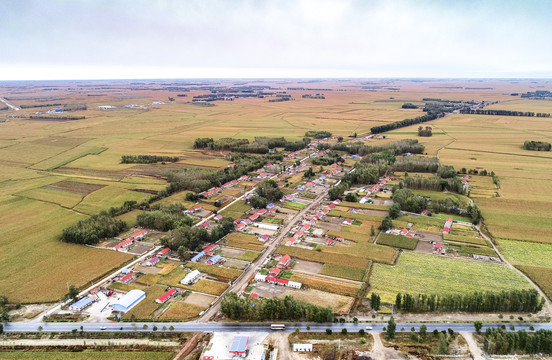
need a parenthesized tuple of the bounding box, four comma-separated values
(234, 218, 242, 224)
(250, 293, 259, 298)
(146, 257, 160, 266)
(199, 221, 210, 228)
(118, 273, 133, 284)
(254, 273, 267, 282)
(156, 288, 177, 304)
(191, 252, 205, 262)
(302, 223, 311, 231)
(328, 203, 336, 209)
(158, 248, 171, 257)
(293, 344, 313, 352)
(235, 222, 246, 231)
(132, 229, 148, 240)
(112, 289, 146, 313)
(181, 270, 201, 285)
(343, 218, 352, 225)
(279, 255, 291, 267)
(203, 244, 216, 253)
(268, 267, 281, 277)
(400, 228, 408, 236)
(214, 214, 223, 222)
(288, 281, 302, 289)
(295, 230, 304, 238)
(259, 234, 270, 242)
(288, 236, 297, 243)
(257, 209, 267, 216)
(69, 297, 93, 311)
(114, 238, 134, 250)
(207, 255, 222, 265)
(249, 213, 260, 221)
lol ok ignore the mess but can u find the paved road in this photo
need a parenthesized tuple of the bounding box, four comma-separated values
(197, 187, 329, 322)
(0, 97, 19, 111)
(4, 321, 551, 333)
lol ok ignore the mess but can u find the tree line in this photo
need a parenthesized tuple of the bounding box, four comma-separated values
(400, 174, 464, 194)
(391, 289, 543, 313)
(371, 112, 442, 134)
(460, 109, 550, 117)
(484, 327, 552, 355)
(321, 139, 425, 157)
(392, 157, 439, 173)
(121, 155, 179, 164)
(29, 115, 85, 120)
(220, 292, 334, 322)
(417, 126, 432, 137)
(523, 140, 551, 151)
(305, 130, 332, 139)
(61, 213, 127, 245)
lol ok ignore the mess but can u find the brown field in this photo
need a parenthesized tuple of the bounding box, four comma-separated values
(281, 288, 354, 314)
(42, 180, 105, 195)
(184, 292, 216, 307)
(222, 232, 265, 251)
(289, 272, 361, 296)
(159, 301, 205, 321)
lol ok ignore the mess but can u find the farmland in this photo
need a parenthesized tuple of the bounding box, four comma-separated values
(222, 233, 265, 251)
(1, 78, 552, 311)
(0, 353, 177, 360)
(377, 233, 418, 250)
(370, 252, 532, 303)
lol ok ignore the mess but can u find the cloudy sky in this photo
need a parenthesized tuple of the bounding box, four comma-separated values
(1, 0, 551, 80)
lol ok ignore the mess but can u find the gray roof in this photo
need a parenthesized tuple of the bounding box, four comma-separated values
(229, 335, 249, 353)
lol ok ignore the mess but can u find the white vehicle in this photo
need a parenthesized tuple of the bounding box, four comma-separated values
(100, 326, 107, 330)
(365, 326, 373, 330)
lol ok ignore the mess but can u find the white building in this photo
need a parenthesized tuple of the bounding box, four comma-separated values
(293, 343, 313, 351)
(181, 269, 201, 285)
(112, 289, 145, 313)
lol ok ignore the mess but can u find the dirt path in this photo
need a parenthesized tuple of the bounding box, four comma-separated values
(173, 332, 201, 360)
(369, 332, 404, 360)
(0, 97, 20, 111)
(460, 332, 483, 360)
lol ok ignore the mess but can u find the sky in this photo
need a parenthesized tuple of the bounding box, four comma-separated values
(0, 0, 551, 80)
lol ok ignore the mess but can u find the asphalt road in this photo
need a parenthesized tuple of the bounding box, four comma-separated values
(4, 321, 552, 333)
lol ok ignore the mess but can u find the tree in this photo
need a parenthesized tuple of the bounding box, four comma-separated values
(370, 225, 375, 236)
(342, 328, 348, 334)
(337, 136, 344, 142)
(379, 216, 392, 231)
(153, 326, 158, 331)
(420, 324, 427, 339)
(474, 321, 483, 334)
(304, 167, 315, 178)
(395, 293, 402, 310)
(345, 192, 359, 202)
(359, 329, 365, 335)
(386, 317, 396, 339)
(438, 333, 449, 354)
(326, 329, 332, 335)
(177, 246, 191, 261)
(249, 195, 268, 209)
(371, 293, 381, 311)
(169, 325, 175, 331)
(67, 285, 79, 301)
(388, 203, 401, 219)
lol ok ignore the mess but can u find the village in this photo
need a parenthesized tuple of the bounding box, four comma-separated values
(51, 133, 498, 333)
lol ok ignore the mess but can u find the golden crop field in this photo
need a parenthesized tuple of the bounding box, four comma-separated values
(1, 78, 551, 304)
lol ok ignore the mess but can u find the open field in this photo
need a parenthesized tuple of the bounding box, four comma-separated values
(185, 262, 243, 282)
(289, 272, 361, 296)
(517, 265, 552, 300)
(319, 263, 366, 281)
(280, 288, 354, 314)
(377, 233, 418, 250)
(498, 239, 552, 268)
(123, 285, 166, 320)
(159, 301, 205, 321)
(222, 233, 265, 251)
(370, 252, 532, 303)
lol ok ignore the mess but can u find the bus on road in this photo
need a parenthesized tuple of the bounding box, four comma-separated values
(270, 324, 286, 330)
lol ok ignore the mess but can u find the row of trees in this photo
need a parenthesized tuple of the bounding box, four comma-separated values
(121, 155, 179, 164)
(220, 292, 334, 322)
(523, 140, 551, 151)
(391, 188, 427, 214)
(371, 112, 442, 134)
(392, 157, 439, 173)
(484, 328, 552, 355)
(401, 175, 465, 194)
(460, 109, 551, 117)
(61, 213, 127, 245)
(305, 130, 332, 139)
(323, 139, 425, 157)
(393, 289, 543, 313)
(328, 163, 387, 200)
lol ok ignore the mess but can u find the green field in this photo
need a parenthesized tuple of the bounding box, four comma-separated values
(186, 262, 243, 282)
(219, 200, 251, 219)
(377, 233, 418, 250)
(498, 239, 552, 268)
(431, 213, 471, 222)
(319, 263, 366, 281)
(370, 252, 532, 303)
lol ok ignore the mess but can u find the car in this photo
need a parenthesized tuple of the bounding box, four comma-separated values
(100, 326, 107, 330)
(365, 326, 373, 330)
